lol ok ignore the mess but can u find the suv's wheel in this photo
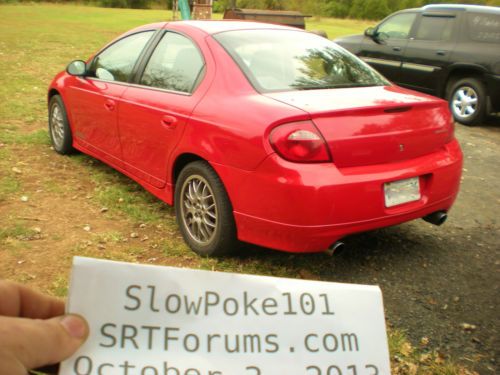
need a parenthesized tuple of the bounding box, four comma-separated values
(48, 95, 75, 154)
(175, 161, 237, 257)
(447, 77, 486, 126)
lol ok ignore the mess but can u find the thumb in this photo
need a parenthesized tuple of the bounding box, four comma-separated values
(0, 314, 89, 371)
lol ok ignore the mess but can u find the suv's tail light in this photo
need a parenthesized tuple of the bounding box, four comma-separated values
(269, 121, 331, 163)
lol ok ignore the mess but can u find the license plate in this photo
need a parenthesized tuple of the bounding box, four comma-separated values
(384, 177, 421, 207)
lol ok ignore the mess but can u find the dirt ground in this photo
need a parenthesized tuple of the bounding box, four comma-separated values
(0, 118, 498, 373)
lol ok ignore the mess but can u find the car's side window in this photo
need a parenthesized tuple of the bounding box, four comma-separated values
(89, 31, 155, 83)
(377, 13, 417, 40)
(140, 32, 205, 94)
(415, 16, 454, 41)
(466, 13, 500, 43)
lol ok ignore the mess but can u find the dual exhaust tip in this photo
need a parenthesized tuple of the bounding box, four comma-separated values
(325, 211, 448, 256)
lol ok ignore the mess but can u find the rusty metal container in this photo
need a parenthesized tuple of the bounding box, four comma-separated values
(223, 8, 310, 29)
(192, 0, 213, 20)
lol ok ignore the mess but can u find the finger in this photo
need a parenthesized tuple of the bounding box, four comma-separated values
(0, 314, 88, 370)
(0, 281, 64, 318)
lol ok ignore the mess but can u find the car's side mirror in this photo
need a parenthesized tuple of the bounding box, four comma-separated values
(364, 27, 376, 38)
(365, 27, 387, 44)
(66, 60, 87, 76)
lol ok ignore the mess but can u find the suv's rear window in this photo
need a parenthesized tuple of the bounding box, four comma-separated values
(467, 12, 500, 43)
(214, 29, 388, 93)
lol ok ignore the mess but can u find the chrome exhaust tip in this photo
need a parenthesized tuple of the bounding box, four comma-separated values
(325, 241, 345, 256)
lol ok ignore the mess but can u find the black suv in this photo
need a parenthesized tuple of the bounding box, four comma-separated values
(335, 4, 500, 125)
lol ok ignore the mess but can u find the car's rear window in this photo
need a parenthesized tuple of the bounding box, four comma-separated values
(467, 12, 500, 43)
(214, 29, 388, 93)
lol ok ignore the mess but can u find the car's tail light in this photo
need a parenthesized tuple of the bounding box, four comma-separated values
(269, 121, 331, 163)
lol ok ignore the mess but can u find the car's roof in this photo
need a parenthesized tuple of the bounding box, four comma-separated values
(166, 20, 300, 34)
(422, 4, 500, 14)
(129, 22, 167, 33)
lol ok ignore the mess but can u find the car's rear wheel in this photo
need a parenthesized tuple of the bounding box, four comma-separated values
(447, 77, 486, 126)
(175, 161, 237, 257)
(48, 95, 75, 154)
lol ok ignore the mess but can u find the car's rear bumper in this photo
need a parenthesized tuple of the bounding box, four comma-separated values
(233, 195, 458, 252)
(212, 139, 463, 253)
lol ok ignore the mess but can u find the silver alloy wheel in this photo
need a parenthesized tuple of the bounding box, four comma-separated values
(451, 86, 478, 119)
(50, 103, 65, 149)
(180, 174, 217, 245)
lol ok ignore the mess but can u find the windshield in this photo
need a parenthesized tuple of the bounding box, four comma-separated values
(214, 29, 389, 93)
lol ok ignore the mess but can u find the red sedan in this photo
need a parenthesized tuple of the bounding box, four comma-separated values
(48, 21, 463, 256)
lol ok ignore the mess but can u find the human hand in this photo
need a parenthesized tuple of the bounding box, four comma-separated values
(0, 280, 89, 375)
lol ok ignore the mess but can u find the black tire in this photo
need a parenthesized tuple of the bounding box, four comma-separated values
(48, 95, 75, 154)
(447, 77, 486, 126)
(175, 161, 237, 257)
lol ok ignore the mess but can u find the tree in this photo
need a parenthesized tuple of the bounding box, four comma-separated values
(349, 0, 390, 20)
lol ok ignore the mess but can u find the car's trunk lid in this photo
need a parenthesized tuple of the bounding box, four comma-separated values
(265, 86, 453, 168)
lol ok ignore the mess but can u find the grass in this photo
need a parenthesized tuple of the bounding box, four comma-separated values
(50, 275, 69, 297)
(0, 222, 39, 241)
(0, 4, 479, 374)
(0, 175, 21, 201)
(1, 128, 50, 145)
(66, 153, 176, 223)
(91, 163, 174, 224)
(307, 16, 374, 39)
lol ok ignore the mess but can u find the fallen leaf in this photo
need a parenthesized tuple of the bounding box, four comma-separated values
(460, 323, 477, 331)
(400, 342, 413, 356)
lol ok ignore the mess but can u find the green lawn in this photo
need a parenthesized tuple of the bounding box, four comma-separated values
(307, 16, 374, 38)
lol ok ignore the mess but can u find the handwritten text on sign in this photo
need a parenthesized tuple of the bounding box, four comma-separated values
(59, 257, 390, 375)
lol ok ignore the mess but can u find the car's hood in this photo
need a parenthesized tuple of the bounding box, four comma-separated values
(333, 33, 365, 53)
(333, 33, 364, 44)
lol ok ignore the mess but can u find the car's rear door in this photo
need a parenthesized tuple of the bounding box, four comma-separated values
(400, 12, 457, 95)
(118, 31, 207, 188)
(65, 31, 155, 166)
(358, 11, 418, 82)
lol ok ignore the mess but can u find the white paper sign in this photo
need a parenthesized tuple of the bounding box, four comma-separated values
(60, 257, 390, 375)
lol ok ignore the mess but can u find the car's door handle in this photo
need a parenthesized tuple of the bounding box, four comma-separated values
(104, 99, 115, 111)
(436, 50, 447, 56)
(161, 115, 178, 129)
(392, 46, 401, 52)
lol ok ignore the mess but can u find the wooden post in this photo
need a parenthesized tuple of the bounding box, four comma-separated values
(172, 0, 178, 20)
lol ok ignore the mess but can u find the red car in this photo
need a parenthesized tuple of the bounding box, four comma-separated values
(48, 21, 463, 256)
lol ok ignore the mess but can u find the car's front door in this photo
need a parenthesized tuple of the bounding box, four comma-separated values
(65, 31, 155, 166)
(118, 31, 206, 188)
(400, 13, 457, 95)
(359, 12, 418, 83)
